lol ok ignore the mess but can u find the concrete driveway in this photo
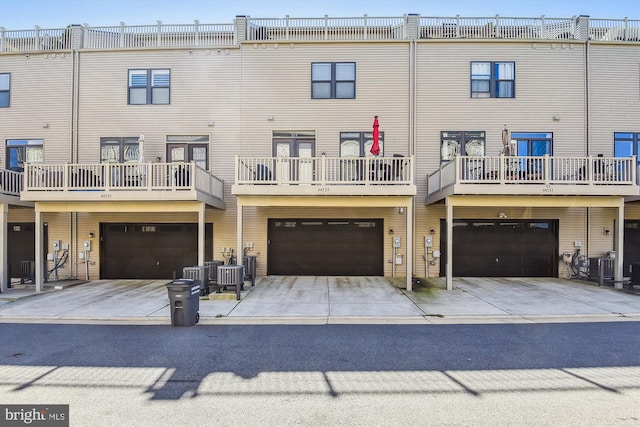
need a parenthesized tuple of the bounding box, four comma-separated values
(0, 276, 638, 324)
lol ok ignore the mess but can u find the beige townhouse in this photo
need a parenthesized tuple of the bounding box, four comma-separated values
(0, 14, 638, 294)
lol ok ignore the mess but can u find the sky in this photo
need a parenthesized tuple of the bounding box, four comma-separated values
(1, 0, 638, 29)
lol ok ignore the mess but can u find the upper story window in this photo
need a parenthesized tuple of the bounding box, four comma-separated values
(311, 62, 355, 99)
(471, 62, 515, 98)
(440, 131, 485, 162)
(614, 132, 640, 164)
(6, 139, 44, 170)
(128, 69, 170, 105)
(512, 132, 553, 156)
(100, 137, 140, 163)
(0, 73, 10, 108)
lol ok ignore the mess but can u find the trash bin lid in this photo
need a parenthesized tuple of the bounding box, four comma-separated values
(166, 279, 200, 288)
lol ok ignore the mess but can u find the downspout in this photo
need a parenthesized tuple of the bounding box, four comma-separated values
(408, 15, 418, 288)
(582, 16, 592, 262)
(70, 33, 81, 279)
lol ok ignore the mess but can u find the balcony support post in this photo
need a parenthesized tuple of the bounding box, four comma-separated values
(237, 200, 244, 269)
(35, 209, 44, 293)
(406, 200, 413, 291)
(446, 202, 453, 291)
(198, 203, 205, 266)
(614, 205, 624, 289)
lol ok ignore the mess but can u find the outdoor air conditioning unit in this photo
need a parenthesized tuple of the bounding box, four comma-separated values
(588, 257, 614, 280)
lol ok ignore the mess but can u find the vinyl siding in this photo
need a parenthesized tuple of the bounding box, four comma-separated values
(44, 212, 73, 280)
(588, 43, 640, 155)
(239, 42, 411, 157)
(0, 53, 73, 165)
(414, 40, 587, 201)
(76, 48, 242, 170)
(7, 207, 35, 222)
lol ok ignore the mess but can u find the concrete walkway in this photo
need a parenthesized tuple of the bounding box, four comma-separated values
(0, 276, 638, 325)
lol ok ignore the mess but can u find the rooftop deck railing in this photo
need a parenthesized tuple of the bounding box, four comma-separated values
(0, 168, 23, 196)
(2, 16, 638, 52)
(248, 15, 407, 41)
(427, 155, 638, 198)
(83, 22, 236, 49)
(418, 16, 580, 39)
(235, 155, 413, 186)
(23, 162, 224, 202)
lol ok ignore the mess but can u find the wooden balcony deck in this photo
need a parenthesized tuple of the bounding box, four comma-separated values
(426, 155, 639, 204)
(21, 162, 225, 209)
(232, 155, 416, 196)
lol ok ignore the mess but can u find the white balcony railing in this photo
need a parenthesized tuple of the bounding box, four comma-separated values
(23, 162, 224, 202)
(235, 155, 412, 186)
(2, 16, 638, 53)
(248, 15, 407, 41)
(0, 168, 23, 196)
(83, 22, 236, 49)
(427, 155, 638, 198)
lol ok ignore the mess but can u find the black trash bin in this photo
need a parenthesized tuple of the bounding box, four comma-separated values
(166, 279, 200, 326)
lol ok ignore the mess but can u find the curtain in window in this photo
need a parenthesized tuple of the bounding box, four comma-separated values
(496, 63, 515, 98)
(101, 145, 119, 163)
(471, 63, 491, 96)
(123, 143, 139, 163)
(496, 63, 514, 79)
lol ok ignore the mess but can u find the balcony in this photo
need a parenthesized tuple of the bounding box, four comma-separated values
(426, 155, 639, 204)
(232, 155, 415, 196)
(0, 168, 32, 206)
(21, 162, 225, 209)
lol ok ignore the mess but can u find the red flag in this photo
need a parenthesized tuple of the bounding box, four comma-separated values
(370, 116, 380, 156)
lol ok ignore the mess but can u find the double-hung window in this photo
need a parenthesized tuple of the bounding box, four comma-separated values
(614, 132, 640, 165)
(471, 62, 515, 98)
(311, 62, 355, 99)
(128, 69, 170, 105)
(0, 73, 10, 108)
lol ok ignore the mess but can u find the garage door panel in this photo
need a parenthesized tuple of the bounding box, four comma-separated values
(268, 219, 383, 276)
(441, 219, 558, 277)
(101, 223, 212, 279)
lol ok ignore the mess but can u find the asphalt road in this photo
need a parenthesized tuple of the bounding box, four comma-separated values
(2, 322, 640, 426)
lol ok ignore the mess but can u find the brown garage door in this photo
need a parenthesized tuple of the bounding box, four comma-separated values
(440, 219, 558, 277)
(268, 219, 383, 276)
(100, 223, 212, 279)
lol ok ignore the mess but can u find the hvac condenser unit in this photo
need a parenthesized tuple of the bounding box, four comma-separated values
(588, 257, 614, 281)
